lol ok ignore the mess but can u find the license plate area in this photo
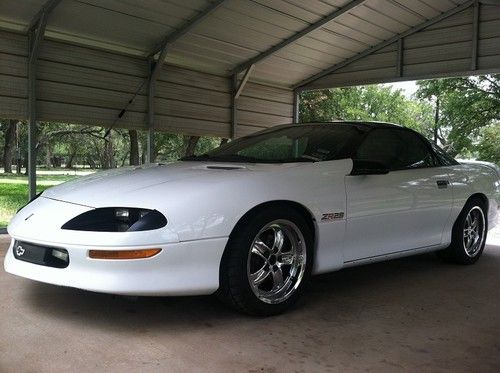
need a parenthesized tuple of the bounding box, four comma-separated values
(13, 241, 69, 268)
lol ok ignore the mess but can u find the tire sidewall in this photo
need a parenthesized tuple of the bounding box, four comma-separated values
(223, 207, 314, 315)
(451, 199, 488, 264)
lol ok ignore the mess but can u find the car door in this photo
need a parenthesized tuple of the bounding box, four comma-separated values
(342, 128, 453, 262)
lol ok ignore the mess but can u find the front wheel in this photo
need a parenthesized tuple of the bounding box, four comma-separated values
(438, 198, 488, 264)
(218, 207, 313, 316)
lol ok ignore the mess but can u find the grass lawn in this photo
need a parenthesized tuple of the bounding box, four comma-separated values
(0, 174, 78, 227)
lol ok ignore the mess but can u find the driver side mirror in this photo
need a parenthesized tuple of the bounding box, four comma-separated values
(350, 159, 389, 175)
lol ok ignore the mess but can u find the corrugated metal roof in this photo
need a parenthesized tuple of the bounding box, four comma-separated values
(0, 0, 479, 88)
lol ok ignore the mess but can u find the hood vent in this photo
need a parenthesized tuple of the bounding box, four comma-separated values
(205, 165, 245, 171)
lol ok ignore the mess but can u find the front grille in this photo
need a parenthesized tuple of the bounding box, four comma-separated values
(13, 240, 69, 269)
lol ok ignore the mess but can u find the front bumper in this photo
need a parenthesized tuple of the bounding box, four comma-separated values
(4, 236, 228, 296)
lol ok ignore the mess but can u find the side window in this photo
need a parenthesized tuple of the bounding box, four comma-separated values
(431, 143, 459, 166)
(396, 130, 436, 169)
(355, 129, 435, 170)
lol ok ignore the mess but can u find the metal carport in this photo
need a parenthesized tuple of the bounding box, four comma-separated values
(0, 0, 499, 198)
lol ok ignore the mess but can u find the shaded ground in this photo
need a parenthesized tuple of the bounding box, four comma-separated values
(0, 229, 499, 372)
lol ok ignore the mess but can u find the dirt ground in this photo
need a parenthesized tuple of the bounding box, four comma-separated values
(0, 230, 499, 372)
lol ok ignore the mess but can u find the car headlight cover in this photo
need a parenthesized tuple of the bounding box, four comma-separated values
(61, 207, 167, 232)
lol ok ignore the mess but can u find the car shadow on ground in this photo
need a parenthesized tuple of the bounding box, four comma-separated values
(21, 243, 500, 333)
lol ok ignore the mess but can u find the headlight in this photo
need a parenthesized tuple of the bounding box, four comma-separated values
(61, 207, 167, 232)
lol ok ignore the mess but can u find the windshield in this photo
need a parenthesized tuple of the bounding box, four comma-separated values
(182, 124, 362, 163)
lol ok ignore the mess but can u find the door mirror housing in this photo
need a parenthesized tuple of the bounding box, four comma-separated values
(350, 159, 389, 175)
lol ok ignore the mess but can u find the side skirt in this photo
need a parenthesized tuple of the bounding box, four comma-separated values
(342, 243, 448, 268)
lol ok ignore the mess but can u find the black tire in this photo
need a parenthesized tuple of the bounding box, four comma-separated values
(437, 197, 488, 264)
(218, 206, 314, 316)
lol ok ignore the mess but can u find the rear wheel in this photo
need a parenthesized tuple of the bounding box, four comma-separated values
(438, 198, 487, 264)
(218, 207, 313, 316)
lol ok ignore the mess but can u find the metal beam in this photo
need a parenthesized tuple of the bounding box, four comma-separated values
(234, 64, 255, 99)
(149, 0, 226, 78)
(396, 38, 404, 78)
(105, 2, 225, 146)
(148, 0, 226, 59)
(27, 0, 61, 32)
(233, 0, 366, 74)
(29, 13, 48, 63)
(295, 0, 474, 90)
(230, 74, 238, 139)
(27, 0, 61, 200)
(479, 0, 500, 4)
(143, 1, 226, 161)
(471, 0, 480, 70)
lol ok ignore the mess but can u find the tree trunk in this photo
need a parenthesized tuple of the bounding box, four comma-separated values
(141, 149, 146, 165)
(45, 143, 53, 169)
(184, 136, 200, 157)
(66, 149, 76, 169)
(22, 150, 28, 174)
(86, 156, 96, 169)
(2, 119, 17, 173)
(433, 98, 440, 145)
(120, 152, 129, 167)
(102, 137, 116, 169)
(129, 129, 140, 165)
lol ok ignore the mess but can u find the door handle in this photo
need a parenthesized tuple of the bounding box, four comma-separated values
(436, 180, 450, 189)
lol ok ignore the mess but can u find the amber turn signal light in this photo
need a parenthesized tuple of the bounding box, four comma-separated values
(89, 248, 162, 260)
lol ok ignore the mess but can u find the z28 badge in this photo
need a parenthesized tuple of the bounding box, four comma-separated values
(321, 212, 345, 222)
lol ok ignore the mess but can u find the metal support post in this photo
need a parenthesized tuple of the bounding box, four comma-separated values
(396, 38, 404, 77)
(147, 59, 156, 163)
(231, 74, 238, 139)
(293, 90, 300, 123)
(471, 0, 480, 70)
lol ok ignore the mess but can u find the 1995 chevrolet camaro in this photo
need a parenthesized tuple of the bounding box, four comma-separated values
(4, 122, 500, 315)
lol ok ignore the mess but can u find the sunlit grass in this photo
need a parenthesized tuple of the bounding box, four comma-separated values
(0, 174, 77, 227)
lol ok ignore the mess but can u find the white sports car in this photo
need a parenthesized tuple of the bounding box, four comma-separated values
(4, 121, 500, 315)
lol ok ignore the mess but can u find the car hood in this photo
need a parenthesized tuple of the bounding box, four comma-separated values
(41, 161, 303, 208)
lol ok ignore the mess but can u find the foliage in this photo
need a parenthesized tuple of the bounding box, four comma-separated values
(300, 85, 434, 135)
(141, 132, 221, 162)
(416, 75, 500, 159)
(0, 120, 222, 171)
(476, 123, 500, 165)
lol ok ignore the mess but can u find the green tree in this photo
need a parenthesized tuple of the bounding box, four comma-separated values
(299, 85, 433, 134)
(476, 124, 500, 165)
(416, 75, 500, 158)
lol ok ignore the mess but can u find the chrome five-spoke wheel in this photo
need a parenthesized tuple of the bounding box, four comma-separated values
(438, 198, 488, 264)
(463, 206, 485, 258)
(219, 206, 312, 315)
(247, 220, 306, 304)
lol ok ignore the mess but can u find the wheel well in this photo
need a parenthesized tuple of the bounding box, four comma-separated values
(229, 200, 316, 243)
(467, 193, 488, 211)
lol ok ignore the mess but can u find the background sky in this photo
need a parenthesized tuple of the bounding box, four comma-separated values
(382, 80, 418, 98)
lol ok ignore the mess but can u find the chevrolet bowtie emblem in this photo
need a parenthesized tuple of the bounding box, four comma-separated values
(16, 245, 25, 256)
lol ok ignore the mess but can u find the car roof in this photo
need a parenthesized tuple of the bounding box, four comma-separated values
(300, 120, 402, 129)
(250, 120, 408, 137)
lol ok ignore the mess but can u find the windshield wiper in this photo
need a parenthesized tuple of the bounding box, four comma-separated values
(282, 156, 318, 163)
(179, 154, 213, 161)
(180, 153, 261, 163)
(180, 154, 318, 163)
